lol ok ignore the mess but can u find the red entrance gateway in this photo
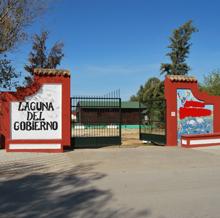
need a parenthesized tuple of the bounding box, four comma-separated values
(165, 75, 220, 148)
(0, 68, 70, 152)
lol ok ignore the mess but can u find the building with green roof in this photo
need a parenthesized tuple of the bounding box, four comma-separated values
(73, 101, 145, 129)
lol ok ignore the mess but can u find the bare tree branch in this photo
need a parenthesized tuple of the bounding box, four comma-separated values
(0, 0, 48, 54)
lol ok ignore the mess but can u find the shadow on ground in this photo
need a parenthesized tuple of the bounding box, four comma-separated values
(0, 161, 150, 218)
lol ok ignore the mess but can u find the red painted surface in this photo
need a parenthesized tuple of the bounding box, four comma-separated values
(164, 76, 220, 146)
(184, 100, 205, 108)
(0, 70, 70, 152)
(179, 107, 211, 119)
(181, 133, 220, 148)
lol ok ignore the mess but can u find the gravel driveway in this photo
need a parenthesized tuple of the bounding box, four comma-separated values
(1, 146, 220, 218)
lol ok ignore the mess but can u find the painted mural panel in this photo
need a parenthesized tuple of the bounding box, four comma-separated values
(177, 89, 213, 142)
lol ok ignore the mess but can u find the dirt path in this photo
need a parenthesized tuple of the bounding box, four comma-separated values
(122, 129, 145, 147)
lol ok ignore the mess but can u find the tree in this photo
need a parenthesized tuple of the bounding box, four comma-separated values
(0, 0, 47, 90)
(0, 57, 19, 90)
(161, 20, 198, 75)
(25, 31, 64, 74)
(0, 0, 46, 54)
(131, 77, 165, 125)
(200, 70, 220, 96)
(130, 77, 164, 103)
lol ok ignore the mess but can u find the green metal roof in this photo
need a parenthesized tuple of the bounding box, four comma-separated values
(77, 101, 119, 108)
(122, 101, 142, 109)
(77, 101, 144, 109)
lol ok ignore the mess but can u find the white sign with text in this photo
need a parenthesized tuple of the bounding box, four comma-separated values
(11, 84, 62, 140)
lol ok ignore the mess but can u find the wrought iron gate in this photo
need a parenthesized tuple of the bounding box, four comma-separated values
(71, 96, 121, 148)
(0, 134, 4, 149)
(140, 99, 166, 145)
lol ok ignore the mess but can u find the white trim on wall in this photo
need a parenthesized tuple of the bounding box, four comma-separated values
(190, 138, 220, 145)
(9, 144, 61, 149)
(181, 139, 187, 145)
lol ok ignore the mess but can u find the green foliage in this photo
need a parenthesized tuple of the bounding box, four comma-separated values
(132, 77, 165, 125)
(0, 56, 19, 90)
(200, 70, 220, 96)
(130, 77, 164, 103)
(25, 31, 64, 74)
(161, 20, 198, 75)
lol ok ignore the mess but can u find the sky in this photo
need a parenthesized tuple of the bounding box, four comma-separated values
(7, 0, 220, 100)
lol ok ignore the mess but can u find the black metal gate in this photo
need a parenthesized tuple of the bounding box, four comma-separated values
(140, 99, 166, 145)
(0, 134, 4, 149)
(71, 96, 121, 148)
